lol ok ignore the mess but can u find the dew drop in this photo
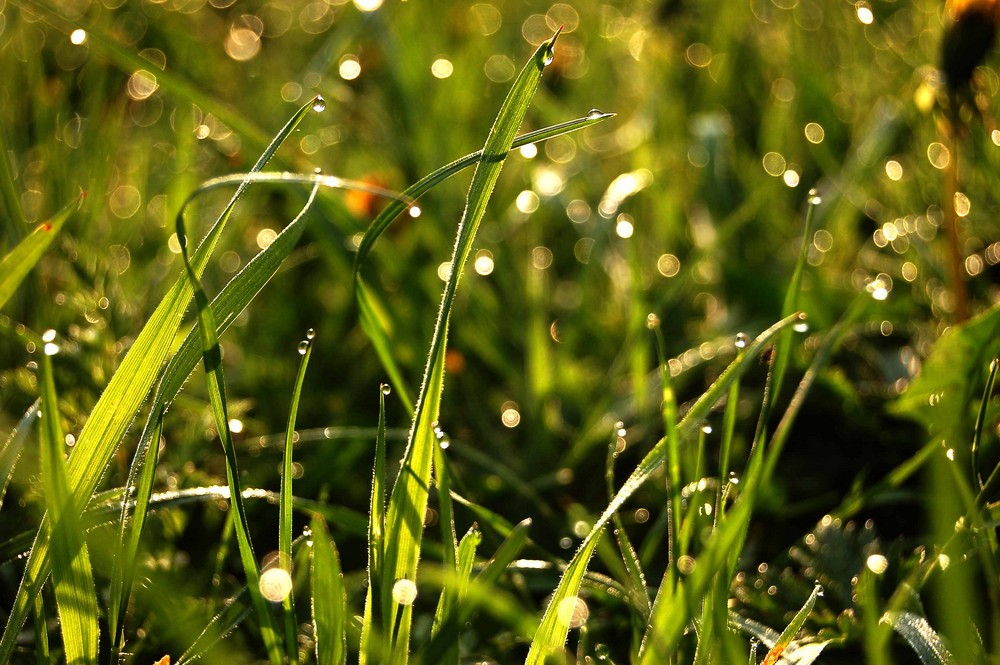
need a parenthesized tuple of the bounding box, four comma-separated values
(646, 312, 660, 329)
(297, 340, 309, 355)
(793, 321, 809, 333)
(587, 108, 605, 120)
(392, 578, 417, 605)
(312, 96, 327, 112)
(543, 48, 555, 66)
(381, 383, 392, 396)
(313, 167, 322, 175)
(734, 332, 749, 349)
(701, 423, 713, 434)
(306, 328, 316, 340)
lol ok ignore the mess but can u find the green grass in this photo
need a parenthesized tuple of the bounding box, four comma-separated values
(2, 1, 1000, 663)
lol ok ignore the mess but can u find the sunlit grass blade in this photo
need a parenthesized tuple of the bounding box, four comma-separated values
(361, 383, 390, 665)
(0, 127, 26, 234)
(280, 331, 314, 664)
(38, 352, 99, 664)
(379, 30, 561, 662)
(761, 583, 822, 665)
(530, 313, 803, 664)
(881, 611, 956, 665)
(0, 398, 39, 511)
(311, 515, 346, 665)
(430, 523, 481, 665)
(109, 405, 164, 659)
(0, 192, 83, 311)
(32, 592, 49, 664)
(971, 358, 998, 489)
(605, 434, 650, 621)
(0, 96, 319, 660)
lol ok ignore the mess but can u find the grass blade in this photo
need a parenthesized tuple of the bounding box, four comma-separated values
(280, 331, 316, 664)
(353, 112, 614, 412)
(0, 96, 320, 661)
(431, 523, 482, 665)
(33, 591, 49, 664)
(361, 383, 389, 665)
(762, 583, 822, 665)
(38, 352, 99, 664)
(311, 515, 347, 665)
(109, 405, 164, 659)
(0, 398, 39, 512)
(379, 30, 561, 662)
(0, 192, 83, 311)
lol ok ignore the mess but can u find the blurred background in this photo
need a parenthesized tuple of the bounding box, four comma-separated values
(2, 0, 999, 661)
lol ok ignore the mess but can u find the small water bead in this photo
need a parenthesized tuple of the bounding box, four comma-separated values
(734, 332, 749, 349)
(542, 45, 555, 66)
(700, 423, 713, 435)
(306, 328, 316, 340)
(392, 578, 417, 605)
(313, 167, 322, 175)
(587, 108, 605, 120)
(646, 313, 660, 329)
(44, 342, 60, 356)
(312, 96, 327, 112)
(297, 340, 310, 355)
(793, 321, 809, 333)
(381, 383, 392, 396)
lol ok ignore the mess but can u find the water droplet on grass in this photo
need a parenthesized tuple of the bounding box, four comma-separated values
(734, 332, 749, 349)
(306, 328, 316, 340)
(392, 578, 417, 605)
(793, 321, 809, 333)
(297, 340, 309, 355)
(312, 96, 326, 112)
(381, 383, 391, 395)
(587, 108, 605, 120)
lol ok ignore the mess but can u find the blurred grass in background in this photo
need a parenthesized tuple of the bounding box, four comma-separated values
(2, 0, 1000, 662)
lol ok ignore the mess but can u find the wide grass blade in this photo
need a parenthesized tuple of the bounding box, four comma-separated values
(0, 96, 319, 661)
(311, 515, 347, 665)
(38, 352, 99, 664)
(109, 405, 164, 659)
(0, 192, 83, 311)
(379, 30, 561, 662)
(527, 313, 804, 664)
(0, 398, 39, 511)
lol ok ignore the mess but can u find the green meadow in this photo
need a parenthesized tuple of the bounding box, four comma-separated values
(1, 0, 999, 663)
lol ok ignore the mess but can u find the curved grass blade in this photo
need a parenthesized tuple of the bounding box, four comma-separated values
(0, 192, 83, 311)
(971, 358, 999, 489)
(605, 434, 650, 620)
(311, 515, 346, 665)
(0, 97, 319, 661)
(279, 332, 315, 664)
(527, 313, 804, 664)
(353, 112, 614, 412)
(175, 589, 252, 665)
(379, 30, 562, 662)
(0, 398, 39, 511)
(109, 405, 164, 660)
(0, 486, 367, 565)
(38, 352, 99, 665)
(175, 173, 313, 665)
(881, 611, 955, 665)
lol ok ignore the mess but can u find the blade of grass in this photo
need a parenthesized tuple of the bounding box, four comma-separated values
(0, 192, 83, 311)
(881, 612, 956, 665)
(109, 405, 164, 660)
(0, 127, 27, 239)
(0, 96, 319, 661)
(0, 398, 39, 511)
(311, 515, 347, 665)
(605, 432, 650, 621)
(528, 313, 804, 664)
(38, 351, 99, 664)
(361, 383, 390, 665)
(353, 112, 614, 412)
(762, 583, 823, 665)
(175, 171, 313, 665)
(431, 523, 482, 665)
(33, 591, 49, 665)
(280, 332, 315, 665)
(379, 30, 562, 662)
